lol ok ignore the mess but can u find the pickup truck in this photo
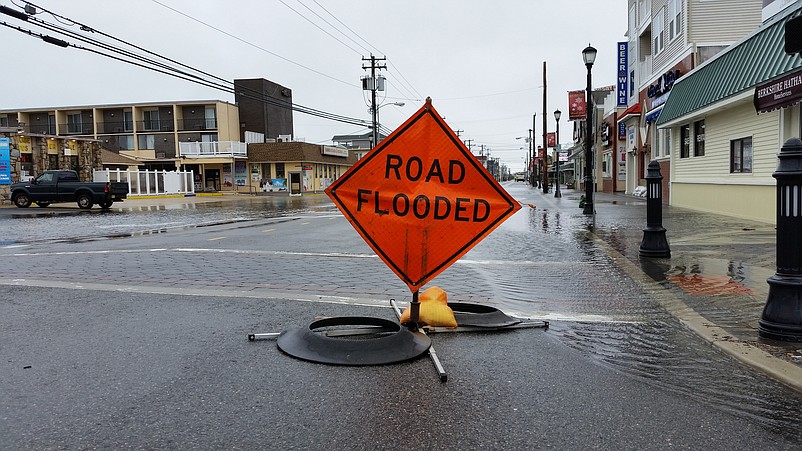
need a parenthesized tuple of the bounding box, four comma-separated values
(10, 170, 129, 209)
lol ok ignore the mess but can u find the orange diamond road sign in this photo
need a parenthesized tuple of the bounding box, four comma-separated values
(326, 99, 520, 292)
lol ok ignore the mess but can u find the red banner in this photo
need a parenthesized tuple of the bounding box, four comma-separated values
(547, 132, 556, 148)
(568, 90, 586, 120)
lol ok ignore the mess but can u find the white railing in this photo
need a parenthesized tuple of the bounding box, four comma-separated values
(94, 169, 195, 196)
(179, 141, 247, 158)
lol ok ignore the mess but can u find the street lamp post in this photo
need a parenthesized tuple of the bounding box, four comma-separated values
(582, 44, 597, 215)
(532, 113, 538, 188)
(375, 101, 405, 146)
(554, 109, 562, 198)
(517, 133, 534, 185)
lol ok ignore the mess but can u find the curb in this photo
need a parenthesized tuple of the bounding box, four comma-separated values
(589, 229, 802, 394)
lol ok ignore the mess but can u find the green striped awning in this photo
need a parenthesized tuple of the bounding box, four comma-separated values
(656, 7, 802, 126)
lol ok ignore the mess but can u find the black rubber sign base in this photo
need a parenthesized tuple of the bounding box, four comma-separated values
(276, 316, 431, 366)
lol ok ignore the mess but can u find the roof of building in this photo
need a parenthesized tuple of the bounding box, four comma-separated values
(0, 99, 234, 114)
(101, 149, 143, 166)
(248, 142, 358, 165)
(331, 131, 387, 142)
(657, 7, 802, 126)
(617, 103, 642, 122)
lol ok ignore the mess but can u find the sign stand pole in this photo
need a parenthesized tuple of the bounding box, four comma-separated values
(391, 299, 446, 382)
(409, 290, 421, 328)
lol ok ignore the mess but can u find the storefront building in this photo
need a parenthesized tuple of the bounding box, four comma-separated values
(0, 131, 103, 204)
(656, 6, 802, 223)
(247, 142, 357, 194)
(622, 0, 762, 199)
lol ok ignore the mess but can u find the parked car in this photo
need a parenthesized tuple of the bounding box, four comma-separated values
(10, 170, 129, 209)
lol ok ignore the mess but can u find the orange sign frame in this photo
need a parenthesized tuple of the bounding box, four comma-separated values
(326, 99, 520, 292)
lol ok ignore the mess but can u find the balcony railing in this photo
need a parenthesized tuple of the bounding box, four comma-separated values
(179, 118, 217, 131)
(94, 169, 195, 196)
(22, 124, 57, 135)
(58, 123, 94, 135)
(179, 141, 247, 158)
(136, 119, 175, 132)
(99, 121, 134, 134)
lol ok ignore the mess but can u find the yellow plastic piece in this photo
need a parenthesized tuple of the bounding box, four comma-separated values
(399, 286, 457, 328)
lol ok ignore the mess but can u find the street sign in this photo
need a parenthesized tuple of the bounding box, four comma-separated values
(326, 99, 520, 292)
(0, 138, 10, 185)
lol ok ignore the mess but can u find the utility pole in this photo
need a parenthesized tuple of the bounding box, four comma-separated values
(542, 62, 549, 194)
(532, 113, 537, 187)
(362, 54, 387, 148)
(454, 129, 463, 137)
(528, 128, 533, 186)
(464, 139, 473, 152)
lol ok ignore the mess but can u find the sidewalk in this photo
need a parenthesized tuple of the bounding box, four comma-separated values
(525, 183, 802, 391)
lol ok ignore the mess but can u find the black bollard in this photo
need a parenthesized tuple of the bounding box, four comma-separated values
(759, 137, 802, 342)
(639, 160, 671, 258)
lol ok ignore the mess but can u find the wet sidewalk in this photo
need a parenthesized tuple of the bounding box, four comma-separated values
(522, 183, 802, 390)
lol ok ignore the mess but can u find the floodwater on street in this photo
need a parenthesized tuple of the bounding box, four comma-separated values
(2, 185, 802, 440)
(0, 195, 334, 244)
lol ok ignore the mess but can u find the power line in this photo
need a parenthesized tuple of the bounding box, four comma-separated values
(277, 0, 362, 55)
(148, 0, 357, 89)
(386, 61, 424, 101)
(310, 0, 381, 56)
(293, 0, 372, 55)
(2, 2, 371, 127)
(286, 0, 423, 101)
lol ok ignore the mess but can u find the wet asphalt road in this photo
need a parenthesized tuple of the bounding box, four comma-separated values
(2, 183, 802, 449)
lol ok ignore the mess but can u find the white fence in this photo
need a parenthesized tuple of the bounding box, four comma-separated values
(179, 141, 247, 158)
(94, 169, 195, 196)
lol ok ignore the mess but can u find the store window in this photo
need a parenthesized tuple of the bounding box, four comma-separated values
(660, 129, 671, 157)
(680, 124, 690, 158)
(48, 154, 59, 169)
(694, 120, 705, 156)
(730, 137, 752, 173)
(67, 113, 82, 134)
(123, 111, 133, 131)
(275, 162, 285, 179)
(143, 110, 159, 131)
(668, 0, 681, 42)
(138, 134, 155, 150)
(20, 153, 33, 179)
(118, 135, 135, 150)
(204, 106, 217, 129)
(653, 7, 665, 55)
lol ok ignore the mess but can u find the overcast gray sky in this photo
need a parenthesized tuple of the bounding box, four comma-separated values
(0, 0, 627, 172)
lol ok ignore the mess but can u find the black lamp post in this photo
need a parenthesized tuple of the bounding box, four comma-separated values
(582, 44, 597, 215)
(554, 109, 562, 198)
(532, 113, 539, 188)
(760, 138, 802, 341)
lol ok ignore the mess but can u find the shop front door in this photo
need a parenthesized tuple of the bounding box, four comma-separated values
(289, 172, 302, 195)
(205, 169, 221, 191)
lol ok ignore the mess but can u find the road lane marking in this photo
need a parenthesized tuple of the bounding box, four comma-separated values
(262, 229, 275, 233)
(0, 277, 642, 324)
(0, 247, 585, 266)
(208, 237, 226, 241)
